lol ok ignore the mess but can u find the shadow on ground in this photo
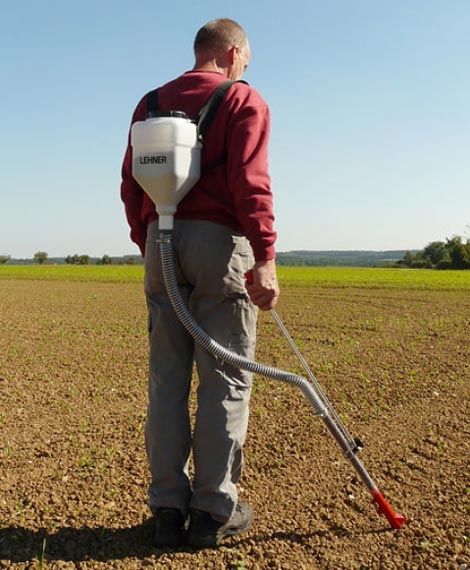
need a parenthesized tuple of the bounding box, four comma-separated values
(0, 520, 157, 563)
(0, 520, 389, 563)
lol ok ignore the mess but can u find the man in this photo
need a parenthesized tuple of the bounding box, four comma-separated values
(121, 18, 279, 548)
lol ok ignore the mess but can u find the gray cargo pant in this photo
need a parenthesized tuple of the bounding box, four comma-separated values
(144, 219, 257, 522)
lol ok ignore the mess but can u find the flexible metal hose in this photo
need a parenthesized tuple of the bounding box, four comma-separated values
(158, 231, 327, 417)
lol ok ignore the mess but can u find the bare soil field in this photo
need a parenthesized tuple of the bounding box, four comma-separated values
(0, 278, 469, 569)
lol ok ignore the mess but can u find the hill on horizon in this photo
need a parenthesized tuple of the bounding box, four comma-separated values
(3, 250, 416, 267)
(276, 249, 415, 267)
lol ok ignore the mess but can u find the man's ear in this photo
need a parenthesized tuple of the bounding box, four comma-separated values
(227, 45, 238, 64)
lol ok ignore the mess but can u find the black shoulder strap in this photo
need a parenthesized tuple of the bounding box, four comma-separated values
(146, 80, 247, 137)
(197, 80, 247, 140)
(146, 88, 160, 118)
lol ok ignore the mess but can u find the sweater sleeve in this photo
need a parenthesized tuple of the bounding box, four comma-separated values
(226, 90, 276, 261)
(120, 99, 148, 256)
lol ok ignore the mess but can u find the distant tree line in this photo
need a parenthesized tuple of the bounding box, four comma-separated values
(64, 253, 139, 265)
(65, 254, 91, 265)
(16, 252, 140, 265)
(1, 234, 468, 270)
(64, 254, 138, 265)
(397, 236, 470, 269)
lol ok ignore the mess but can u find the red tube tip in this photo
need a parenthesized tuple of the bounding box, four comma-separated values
(371, 489, 409, 529)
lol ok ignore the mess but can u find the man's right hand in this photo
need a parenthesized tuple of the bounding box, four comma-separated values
(245, 259, 280, 311)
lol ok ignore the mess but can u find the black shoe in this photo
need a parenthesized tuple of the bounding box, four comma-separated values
(153, 507, 185, 547)
(186, 503, 253, 548)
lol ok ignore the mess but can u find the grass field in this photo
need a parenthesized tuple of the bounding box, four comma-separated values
(1, 264, 469, 289)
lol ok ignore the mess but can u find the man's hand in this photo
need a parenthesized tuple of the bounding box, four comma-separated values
(245, 259, 280, 311)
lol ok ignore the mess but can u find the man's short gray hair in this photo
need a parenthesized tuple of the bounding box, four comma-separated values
(194, 18, 248, 55)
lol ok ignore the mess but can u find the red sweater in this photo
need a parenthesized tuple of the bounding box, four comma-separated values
(120, 70, 276, 262)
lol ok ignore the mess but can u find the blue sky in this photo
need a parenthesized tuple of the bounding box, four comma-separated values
(1, 1, 469, 258)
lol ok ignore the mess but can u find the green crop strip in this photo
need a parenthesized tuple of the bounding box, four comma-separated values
(1, 265, 469, 290)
